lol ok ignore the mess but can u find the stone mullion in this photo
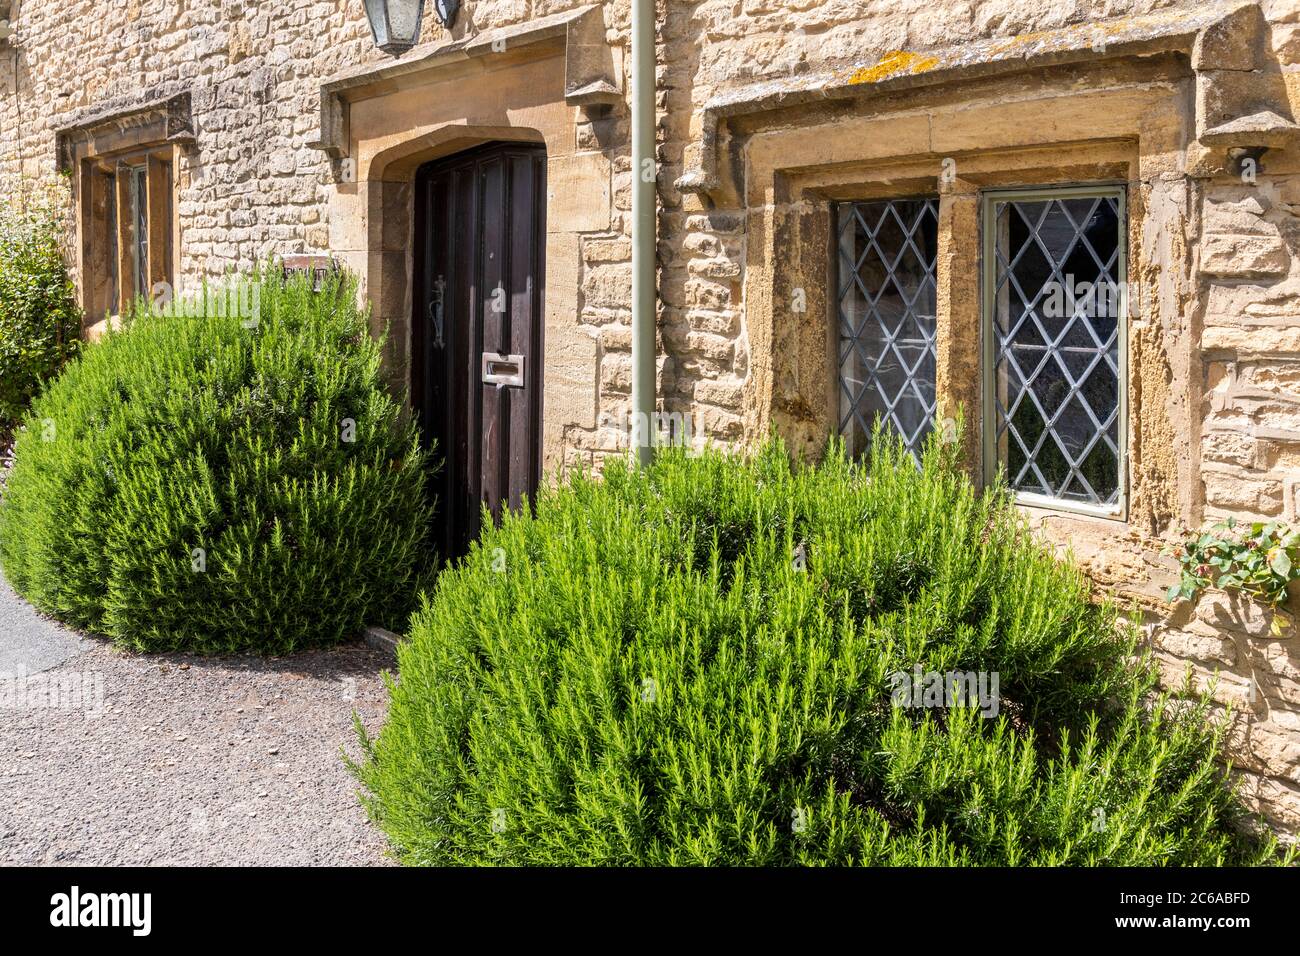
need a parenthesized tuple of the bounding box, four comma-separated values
(114, 163, 135, 317)
(935, 179, 982, 482)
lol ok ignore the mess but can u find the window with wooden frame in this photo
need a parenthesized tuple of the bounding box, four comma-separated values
(82, 150, 174, 321)
(982, 185, 1127, 516)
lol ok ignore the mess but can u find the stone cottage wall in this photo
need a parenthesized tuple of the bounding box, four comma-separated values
(2, 0, 1300, 836)
(1156, 170, 1300, 834)
(651, 0, 1300, 836)
(0, 1, 368, 274)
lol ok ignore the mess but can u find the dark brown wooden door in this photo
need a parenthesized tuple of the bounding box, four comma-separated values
(413, 142, 546, 561)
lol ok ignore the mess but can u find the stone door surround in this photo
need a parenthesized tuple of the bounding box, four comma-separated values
(309, 4, 620, 480)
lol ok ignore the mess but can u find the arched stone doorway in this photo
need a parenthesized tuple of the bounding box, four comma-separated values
(310, 6, 621, 555)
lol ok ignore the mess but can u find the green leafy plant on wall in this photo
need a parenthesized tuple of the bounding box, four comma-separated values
(1167, 519, 1300, 635)
(0, 178, 82, 436)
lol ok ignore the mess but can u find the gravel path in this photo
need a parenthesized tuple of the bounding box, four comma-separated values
(0, 591, 398, 866)
(0, 573, 92, 676)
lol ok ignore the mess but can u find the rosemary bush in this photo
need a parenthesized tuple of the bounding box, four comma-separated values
(354, 433, 1286, 866)
(0, 268, 432, 654)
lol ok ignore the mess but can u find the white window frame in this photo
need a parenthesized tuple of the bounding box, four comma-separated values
(980, 183, 1129, 520)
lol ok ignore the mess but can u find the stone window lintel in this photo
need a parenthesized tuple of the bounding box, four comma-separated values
(679, 2, 1293, 204)
(55, 91, 195, 174)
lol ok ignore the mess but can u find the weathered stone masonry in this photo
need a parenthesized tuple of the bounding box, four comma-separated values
(3, 0, 1300, 837)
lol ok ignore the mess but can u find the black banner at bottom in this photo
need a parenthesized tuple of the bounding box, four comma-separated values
(0, 865, 1296, 943)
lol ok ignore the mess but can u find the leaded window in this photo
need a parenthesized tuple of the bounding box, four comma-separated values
(984, 186, 1126, 511)
(835, 197, 939, 460)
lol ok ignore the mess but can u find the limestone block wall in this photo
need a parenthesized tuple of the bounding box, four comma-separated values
(1147, 171, 1300, 835)
(1, 0, 1300, 836)
(0, 1, 374, 275)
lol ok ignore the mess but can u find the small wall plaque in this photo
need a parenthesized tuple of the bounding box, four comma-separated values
(282, 255, 339, 292)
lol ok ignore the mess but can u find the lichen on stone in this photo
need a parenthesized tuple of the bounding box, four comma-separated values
(846, 50, 941, 86)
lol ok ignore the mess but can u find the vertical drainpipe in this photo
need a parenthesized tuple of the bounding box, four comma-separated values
(630, 0, 657, 466)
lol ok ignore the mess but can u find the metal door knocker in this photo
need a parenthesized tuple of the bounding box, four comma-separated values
(431, 275, 446, 349)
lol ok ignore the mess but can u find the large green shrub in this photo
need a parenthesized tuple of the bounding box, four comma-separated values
(0, 268, 433, 654)
(0, 180, 82, 434)
(354, 434, 1288, 866)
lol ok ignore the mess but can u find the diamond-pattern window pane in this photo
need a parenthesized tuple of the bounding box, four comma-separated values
(991, 192, 1123, 507)
(836, 198, 939, 460)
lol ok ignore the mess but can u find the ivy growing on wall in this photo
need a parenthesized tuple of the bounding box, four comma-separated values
(1168, 519, 1299, 635)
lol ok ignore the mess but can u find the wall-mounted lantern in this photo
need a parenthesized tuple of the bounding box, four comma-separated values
(363, 0, 426, 56)
(363, 0, 459, 55)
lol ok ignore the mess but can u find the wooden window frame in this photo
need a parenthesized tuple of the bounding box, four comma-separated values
(81, 147, 175, 322)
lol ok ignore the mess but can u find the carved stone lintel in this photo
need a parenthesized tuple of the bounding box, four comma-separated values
(54, 91, 195, 173)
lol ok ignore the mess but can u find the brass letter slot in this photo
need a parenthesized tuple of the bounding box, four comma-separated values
(481, 352, 526, 388)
